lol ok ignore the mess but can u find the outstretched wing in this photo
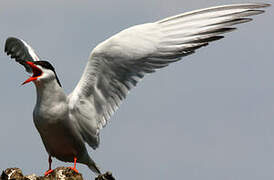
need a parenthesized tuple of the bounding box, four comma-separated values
(5, 37, 40, 73)
(68, 3, 269, 149)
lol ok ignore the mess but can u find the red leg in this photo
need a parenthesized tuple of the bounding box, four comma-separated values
(44, 155, 54, 176)
(69, 157, 79, 173)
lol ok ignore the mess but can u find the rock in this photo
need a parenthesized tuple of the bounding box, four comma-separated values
(1, 167, 83, 180)
(1, 167, 115, 180)
(95, 172, 115, 180)
(44, 167, 83, 180)
(1, 168, 24, 180)
(24, 174, 38, 180)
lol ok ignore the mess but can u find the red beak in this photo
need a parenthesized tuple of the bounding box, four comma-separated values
(22, 61, 43, 85)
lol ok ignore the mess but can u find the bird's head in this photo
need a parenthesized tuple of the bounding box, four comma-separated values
(22, 61, 62, 87)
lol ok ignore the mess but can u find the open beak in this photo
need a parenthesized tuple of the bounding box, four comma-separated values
(22, 61, 42, 85)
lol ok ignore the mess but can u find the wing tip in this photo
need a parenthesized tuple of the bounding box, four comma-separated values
(5, 37, 21, 53)
(240, 3, 271, 8)
(158, 3, 270, 24)
(256, 3, 271, 8)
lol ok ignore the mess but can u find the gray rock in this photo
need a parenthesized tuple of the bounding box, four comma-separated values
(1, 167, 115, 180)
(1, 168, 24, 180)
(95, 172, 115, 180)
(1, 167, 82, 180)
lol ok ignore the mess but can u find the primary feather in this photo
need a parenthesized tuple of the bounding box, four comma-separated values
(5, 37, 40, 73)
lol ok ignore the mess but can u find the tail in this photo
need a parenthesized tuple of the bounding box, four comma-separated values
(79, 152, 102, 175)
(87, 158, 102, 175)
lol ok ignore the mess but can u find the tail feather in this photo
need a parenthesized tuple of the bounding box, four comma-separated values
(79, 152, 102, 175)
(87, 158, 101, 175)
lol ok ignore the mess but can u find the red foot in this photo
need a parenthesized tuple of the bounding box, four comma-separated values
(68, 157, 79, 173)
(44, 169, 54, 176)
(69, 167, 79, 173)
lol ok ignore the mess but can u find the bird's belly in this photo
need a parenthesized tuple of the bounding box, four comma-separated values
(37, 121, 84, 162)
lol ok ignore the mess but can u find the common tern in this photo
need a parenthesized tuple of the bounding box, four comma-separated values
(4, 3, 270, 176)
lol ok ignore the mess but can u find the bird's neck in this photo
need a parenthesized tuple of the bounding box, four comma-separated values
(34, 79, 66, 107)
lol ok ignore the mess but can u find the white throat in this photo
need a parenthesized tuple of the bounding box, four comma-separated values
(34, 78, 66, 108)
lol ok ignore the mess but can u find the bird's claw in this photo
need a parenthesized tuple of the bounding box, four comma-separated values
(68, 167, 79, 173)
(44, 169, 54, 176)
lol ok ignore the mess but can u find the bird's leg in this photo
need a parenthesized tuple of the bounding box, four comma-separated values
(69, 157, 79, 173)
(44, 155, 54, 176)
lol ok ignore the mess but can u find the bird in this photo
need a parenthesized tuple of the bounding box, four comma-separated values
(4, 3, 270, 177)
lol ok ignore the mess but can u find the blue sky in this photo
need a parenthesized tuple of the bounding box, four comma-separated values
(0, 0, 273, 179)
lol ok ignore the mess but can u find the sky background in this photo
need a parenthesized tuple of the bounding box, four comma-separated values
(0, 0, 273, 179)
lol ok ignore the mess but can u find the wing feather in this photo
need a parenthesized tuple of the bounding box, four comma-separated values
(5, 37, 40, 73)
(68, 3, 269, 149)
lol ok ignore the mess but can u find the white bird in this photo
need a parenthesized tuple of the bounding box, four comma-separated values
(5, 3, 270, 176)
